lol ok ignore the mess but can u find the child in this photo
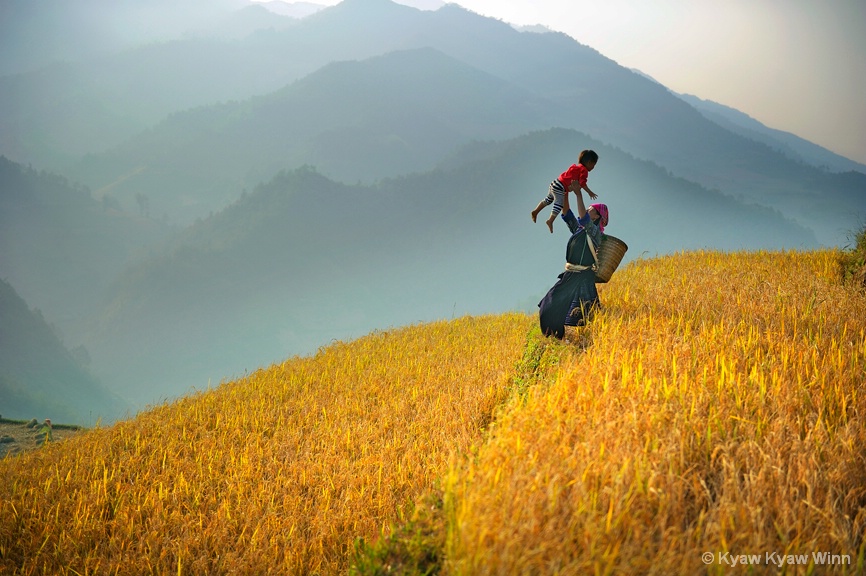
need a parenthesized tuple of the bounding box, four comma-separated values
(531, 150, 599, 233)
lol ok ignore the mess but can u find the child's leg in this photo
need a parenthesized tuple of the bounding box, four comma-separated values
(544, 181, 565, 232)
(531, 180, 561, 223)
(531, 197, 551, 222)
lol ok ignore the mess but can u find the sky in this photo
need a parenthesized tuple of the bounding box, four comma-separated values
(287, 0, 866, 166)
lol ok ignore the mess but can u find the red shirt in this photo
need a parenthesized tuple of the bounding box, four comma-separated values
(558, 163, 588, 190)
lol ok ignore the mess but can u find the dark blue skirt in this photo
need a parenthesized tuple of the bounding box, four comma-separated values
(538, 269, 600, 338)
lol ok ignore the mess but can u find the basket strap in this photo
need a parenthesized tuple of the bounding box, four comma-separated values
(585, 231, 600, 267)
(564, 230, 600, 273)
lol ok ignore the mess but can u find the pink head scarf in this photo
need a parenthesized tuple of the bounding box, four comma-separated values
(589, 203, 609, 233)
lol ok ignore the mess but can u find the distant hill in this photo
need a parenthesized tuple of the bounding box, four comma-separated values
(67, 47, 559, 223)
(0, 156, 169, 340)
(0, 35, 307, 170)
(0, 279, 128, 425)
(0, 0, 243, 76)
(677, 93, 866, 174)
(255, 1, 326, 18)
(84, 128, 819, 407)
(209, 4, 300, 38)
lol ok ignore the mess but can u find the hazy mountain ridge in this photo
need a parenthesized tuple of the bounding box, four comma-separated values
(297, 1, 863, 242)
(677, 93, 866, 175)
(255, 1, 327, 18)
(68, 47, 560, 223)
(0, 156, 170, 338)
(0, 35, 311, 171)
(0, 278, 127, 424)
(0, 0, 246, 77)
(4, 0, 856, 242)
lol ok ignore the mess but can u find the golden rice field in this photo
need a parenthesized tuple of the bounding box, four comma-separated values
(447, 249, 866, 575)
(1, 249, 865, 575)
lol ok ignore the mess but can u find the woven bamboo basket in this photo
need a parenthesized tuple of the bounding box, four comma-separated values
(595, 234, 628, 283)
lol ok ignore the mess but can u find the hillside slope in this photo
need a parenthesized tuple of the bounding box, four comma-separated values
(0, 279, 128, 425)
(0, 313, 534, 574)
(2, 249, 864, 574)
(447, 249, 866, 573)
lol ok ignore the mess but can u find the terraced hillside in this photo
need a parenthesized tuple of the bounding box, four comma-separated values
(2, 249, 864, 575)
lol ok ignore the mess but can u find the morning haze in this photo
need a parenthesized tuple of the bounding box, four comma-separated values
(1, 0, 863, 421)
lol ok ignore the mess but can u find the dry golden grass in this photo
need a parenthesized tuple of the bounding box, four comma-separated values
(446, 250, 866, 574)
(0, 314, 531, 575)
(2, 250, 864, 575)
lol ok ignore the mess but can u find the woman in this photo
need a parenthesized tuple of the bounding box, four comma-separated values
(538, 186, 609, 338)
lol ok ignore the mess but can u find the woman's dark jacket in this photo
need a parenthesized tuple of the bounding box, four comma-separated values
(538, 209, 603, 338)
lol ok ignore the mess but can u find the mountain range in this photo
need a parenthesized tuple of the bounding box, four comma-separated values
(1, 0, 863, 416)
